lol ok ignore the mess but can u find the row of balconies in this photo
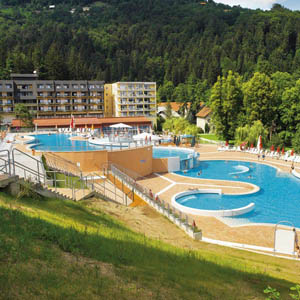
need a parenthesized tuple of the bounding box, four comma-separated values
(118, 100, 156, 105)
(38, 107, 103, 112)
(38, 99, 103, 105)
(118, 85, 155, 91)
(37, 84, 104, 90)
(120, 112, 155, 117)
(37, 92, 103, 97)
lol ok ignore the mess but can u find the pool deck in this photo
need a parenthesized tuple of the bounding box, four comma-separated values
(137, 144, 300, 250)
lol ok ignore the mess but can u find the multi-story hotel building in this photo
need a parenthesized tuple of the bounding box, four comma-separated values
(105, 82, 156, 124)
(0, 74, 157, 125)
(0, 73, 104, 123)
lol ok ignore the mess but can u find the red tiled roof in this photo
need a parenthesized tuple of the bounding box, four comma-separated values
(196, 106, 211, 118)
(159, 102, 191, 112)
(11, 116, 152, 127)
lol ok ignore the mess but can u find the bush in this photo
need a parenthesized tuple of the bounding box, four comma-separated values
(292, 129, 300, 153)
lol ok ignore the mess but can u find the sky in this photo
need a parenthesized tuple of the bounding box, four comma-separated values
(214, 0, 300, 10)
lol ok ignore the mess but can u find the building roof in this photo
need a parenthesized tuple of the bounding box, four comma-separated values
(196, 106, 211, 118)
(159, 102, 191, 112)
(11, 116, 152, 128)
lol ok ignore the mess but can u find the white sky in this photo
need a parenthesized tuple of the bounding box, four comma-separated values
(214, 0, 299, 10)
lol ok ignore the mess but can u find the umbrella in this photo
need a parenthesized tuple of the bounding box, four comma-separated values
(109, 123, 132, 128)
(225, 140, 229, 146)
(270, 145, 274, 151)
(276, 146, 280, 153)
(291, 149, 294, 156)
(250, 143, 254, 148)
(257, 135, 262, 150)
(70, 115, 75, 129)
(281, 147, 285, 155)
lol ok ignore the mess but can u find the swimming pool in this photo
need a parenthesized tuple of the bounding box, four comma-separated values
(30, 134, 105, 151)
(29, 134, 199, 168)
(152, 147, 193, 160)
(175, 160, 300, 227)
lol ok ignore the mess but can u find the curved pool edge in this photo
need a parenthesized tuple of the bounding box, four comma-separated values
(172, 189, 255, 217)
(171, 172, 261, 196)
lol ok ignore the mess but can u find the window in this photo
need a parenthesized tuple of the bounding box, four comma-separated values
(56, 84, 61, 89)
(88, 84, 95, 89)
(63, 84, 69, 89)
(5, 84, 12, 89)
(46, 84, 52, 89)
(72, 84, 79, 89)
(80, 84, 86, 89)
(0, 84, 2, 89)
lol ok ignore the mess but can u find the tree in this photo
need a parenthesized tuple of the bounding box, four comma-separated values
(209, 71, 243, 140)
(292, 128, 300, 153)
(243, 72, 275, 130)
(15, 104, 34, 128)
(165, 100, 172, 119)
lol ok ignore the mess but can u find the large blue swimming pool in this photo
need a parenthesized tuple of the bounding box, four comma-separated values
(175, 160, 300, 227)
(30, 134, 194, 162)
(30, 134, 104, 151)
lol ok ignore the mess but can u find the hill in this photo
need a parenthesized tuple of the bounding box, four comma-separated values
(0, 190, 299, 299)
(0, 0, 300, 86)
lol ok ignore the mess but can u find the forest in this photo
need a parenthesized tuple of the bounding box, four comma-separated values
(1, 0, 300, 147)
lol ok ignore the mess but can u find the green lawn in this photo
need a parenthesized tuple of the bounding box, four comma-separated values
(199, 134, 221, 141)
(0, 191, 299, 299)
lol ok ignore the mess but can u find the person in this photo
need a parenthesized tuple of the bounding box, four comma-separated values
(247, 175, 252, 179)
(149, 189, 153, 199)
(197, 170, 202, 176)
(257, 154, 260, 160)
(294, 228, 299, 252)
(262, 153, 265, 160)
(296, 246, 300, 258)
(290, 162, 295, 173)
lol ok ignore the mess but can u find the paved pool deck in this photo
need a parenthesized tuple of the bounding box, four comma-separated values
(137, 144, 300, 250)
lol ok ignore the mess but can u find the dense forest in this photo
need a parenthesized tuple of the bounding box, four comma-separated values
(0, 0, 300, 86)
(1, 0, 300, 147)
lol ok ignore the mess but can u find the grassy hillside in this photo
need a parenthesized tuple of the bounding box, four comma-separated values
(0, 191, 299, 299)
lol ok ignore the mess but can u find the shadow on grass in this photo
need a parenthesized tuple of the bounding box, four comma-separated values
(0, 191, 133, 235)
(0, 204, 296, 299)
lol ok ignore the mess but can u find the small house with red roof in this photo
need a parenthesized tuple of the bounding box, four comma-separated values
(196, 106, 212, 132)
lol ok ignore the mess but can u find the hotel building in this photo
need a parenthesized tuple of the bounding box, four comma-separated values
(105, 82, 157, 124)
(0, 74, 157, 125)
(0, 73, 105, 123)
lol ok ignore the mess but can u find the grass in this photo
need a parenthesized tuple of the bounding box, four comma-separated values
(55, 173, 84, 189)
(199, 134, 221, 141)
(0, 191, 299, 299)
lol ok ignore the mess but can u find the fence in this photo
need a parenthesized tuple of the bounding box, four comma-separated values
(107, 162, 202, 239)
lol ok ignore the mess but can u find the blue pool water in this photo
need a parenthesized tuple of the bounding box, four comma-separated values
(30, 134, 105, 151)
(30, 134, 195, 164)
(175, 160, 300, 227)
(152, 148, 192, 160)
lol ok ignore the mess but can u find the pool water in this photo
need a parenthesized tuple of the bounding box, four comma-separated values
(30, 135, 196, 165)
(175, 160, 300, 227)
(152, 147, 192, 160)
(30, 134, 105, 151)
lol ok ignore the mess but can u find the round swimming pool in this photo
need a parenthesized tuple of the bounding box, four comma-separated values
(175, 160, 300, 227)
(152, 147, 194, 160)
